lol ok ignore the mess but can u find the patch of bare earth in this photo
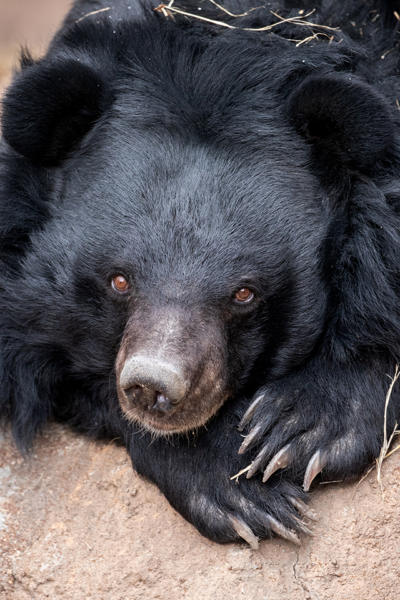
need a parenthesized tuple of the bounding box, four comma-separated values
(1, 424, 400, 600)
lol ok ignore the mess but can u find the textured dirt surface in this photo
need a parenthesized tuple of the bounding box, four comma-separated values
(1, 424, 400, 600)
(2, 1, 400, 598)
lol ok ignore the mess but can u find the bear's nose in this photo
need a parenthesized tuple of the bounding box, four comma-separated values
(119, 356, 189, 411)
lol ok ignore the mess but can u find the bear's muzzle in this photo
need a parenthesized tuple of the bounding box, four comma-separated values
(120, 355, 189, 413)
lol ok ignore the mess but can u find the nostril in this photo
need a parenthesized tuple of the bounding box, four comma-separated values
(125, 386, 177, 414)
(126, 385, 144, 401)
(152, 393, 175, 414)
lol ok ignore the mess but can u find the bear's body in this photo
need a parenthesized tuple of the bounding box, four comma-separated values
(1, 0, 400, 546)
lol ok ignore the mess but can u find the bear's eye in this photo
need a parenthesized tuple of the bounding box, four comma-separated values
(234, 288, 254, 303)
(112, 275, 130, 293)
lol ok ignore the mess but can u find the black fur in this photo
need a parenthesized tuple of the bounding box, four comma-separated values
(1, 0, 400, 544)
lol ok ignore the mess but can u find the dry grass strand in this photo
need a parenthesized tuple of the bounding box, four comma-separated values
(154, 1, 340, 36)
(75, 7, 111, 23)
(376, 365, 400, 487)
(352, 365, 400, 501)
(230, 465, 252, 482)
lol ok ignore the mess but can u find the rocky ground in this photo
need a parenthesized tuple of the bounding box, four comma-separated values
(1, 1, 400, 598)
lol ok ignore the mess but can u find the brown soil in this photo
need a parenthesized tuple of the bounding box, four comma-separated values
(1, 2, 400, 598)
(1, 424, 400, 600)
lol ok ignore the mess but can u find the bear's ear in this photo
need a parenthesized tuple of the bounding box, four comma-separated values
(286, 74, 394, 172)
(1, 56, 113, 165)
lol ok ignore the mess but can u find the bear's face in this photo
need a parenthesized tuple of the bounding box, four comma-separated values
(2, 19, 392, 436)
(22, 122, 326, 434)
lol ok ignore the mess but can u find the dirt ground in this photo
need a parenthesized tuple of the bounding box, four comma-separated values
(1, 424, 400, 600)
(1, 1, 400, 599)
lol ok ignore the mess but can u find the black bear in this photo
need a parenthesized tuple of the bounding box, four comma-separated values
(1, 0, 400, 549)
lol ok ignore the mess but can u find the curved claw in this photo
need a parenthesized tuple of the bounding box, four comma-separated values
(292, 515, 315, 537)
(238, 424, 263, 455)
(267, 515, 301, 546)
(230, 516, 259, 550)
(246, 445, 271, 478)
(289, 496, 318, 522)
(238, 394, 264, 431)
(262, 444, 291, 483)
(303, 450, 327, 491)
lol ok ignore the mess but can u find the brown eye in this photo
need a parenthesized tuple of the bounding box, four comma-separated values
(112, 275, 130, 293)
(234, 288, 254, 303)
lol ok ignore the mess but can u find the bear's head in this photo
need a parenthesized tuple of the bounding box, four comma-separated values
(1, 23, 394, 436)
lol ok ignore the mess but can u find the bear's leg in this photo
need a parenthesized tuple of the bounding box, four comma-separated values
(125, 397, 317, 547)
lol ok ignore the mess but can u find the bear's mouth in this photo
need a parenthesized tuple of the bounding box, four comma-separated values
(118, 383, 229, 434)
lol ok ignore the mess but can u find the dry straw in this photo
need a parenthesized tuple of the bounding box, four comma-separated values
(352, 365, 400, 500)
(154, 0, 340, 39)
(376, 365, 400, 487)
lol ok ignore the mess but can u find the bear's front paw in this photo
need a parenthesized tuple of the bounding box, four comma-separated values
(183, 475, 316, 548)
(238, 372, 392, 489)
(129, 400, 319, 547)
